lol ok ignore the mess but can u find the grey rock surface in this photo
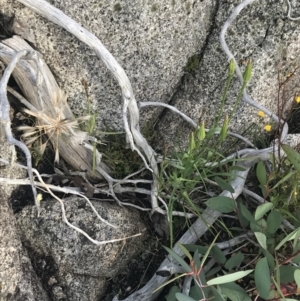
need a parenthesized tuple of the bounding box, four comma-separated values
(2, 0, 299, 151)
(2, 0, 216, 130)
(16, 196, 148, 301)
(156, 0, 300, 149)
(0, 134, 50, 301)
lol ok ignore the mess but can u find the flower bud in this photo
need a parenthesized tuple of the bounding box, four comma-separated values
(228, 59, 236, 76)
(243, 59, 252, 84)
(219, 115, 229, 143)
(189, 132, 196, 151)
(197, 121, 206, 141)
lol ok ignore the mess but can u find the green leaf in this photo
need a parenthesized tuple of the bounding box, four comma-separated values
(205, 196, 236, 213)
(207, 270, 253, 285)
(214, 176, 235, 193)
(175, 293, 197, 301)
(267, 210, 283, 234)
(239, 203, 256, 223)
(254, 257, 271, 299)
(166, 286, 181, 301)
(189, 285, 204, 300)
(183, 244, 208, 254)
(294, 269, 300, 288)
(211, 286, 226, 301)
(292, 253, 300, 264)
(282, 144, 300, 173)
(254, 232, 267, 250)
(265, 250, 275, 271)
(275, 227, 300, 250)
(193, 249, 201, 271)
(205, 266, 222, 278)
(254, 203, 274, 220)
(279, 266, 299, 284)
(212, 246, 227, 264)
(164, 246, 192, 272)
(176, 243, 192, 261)
(225, 252, 244, 270)
(293, 227, 300, 251)
(219, 283, 251, 301)
(271, 171, 297, 190)
(250, 221, 261, 232)
(256, 161, 267, 185)
(229, 165, 246, 172)
(200, 233, 219, 267)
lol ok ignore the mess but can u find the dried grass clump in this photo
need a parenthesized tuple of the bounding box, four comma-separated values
(19, 89, 90, 163)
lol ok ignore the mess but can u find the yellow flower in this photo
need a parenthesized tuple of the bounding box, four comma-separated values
(295, 95, 300, 104)
(258, 111, 265, 118)
(264, 125, 272, 132)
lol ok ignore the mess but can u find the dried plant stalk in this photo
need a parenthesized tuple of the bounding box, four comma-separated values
(0, 36, 109, 180)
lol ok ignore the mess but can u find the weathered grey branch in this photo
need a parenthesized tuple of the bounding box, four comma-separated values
(285, 0, 300, 20)
(139, 101, 255, 147)
(16, 0, 161, 214)
(0, 49, 39, 213)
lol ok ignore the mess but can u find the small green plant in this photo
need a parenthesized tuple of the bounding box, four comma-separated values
(255, 145, 300, 219)
(161, 179, 300, 301)
(158, 59, 300, 301)
(157, 235, 254, 301)
(158, 59, 252, 247)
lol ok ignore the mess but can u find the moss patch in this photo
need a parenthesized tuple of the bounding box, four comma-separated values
(185, 54, 200, 72)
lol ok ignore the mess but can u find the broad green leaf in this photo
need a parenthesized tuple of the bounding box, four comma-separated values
(189, 285, 203, 300)
(214, 176, 235, 193)
(205, 266, 222, 278)
(267, 210, 283, 234)
(177, 243, 192, 261)
(279, 266, 299, 284)
(219, 282, 251, 301)
(254, 203, 274, 220)
(292, 253, 300, 264)
(183, 244, 208, 254)
(282, 144, 300, 173)
(225, 252, 244, 270)
(211, 286, 226, 301)
(205, 196, 236, 213)
(175, 293, 197, 301)
(239, 203, 256, 223)
(207, 270, 253, 285)
(256, 161, 267, 185)
(212, 246, 227, 264)
(294, 270, 300, 288)
(193, 249, 201, 271)
(164, 246, 192, 272)
(166, 286, 181, 301)
(254, 232, 267, 250)
(264, 250, 275, 271)
(275, 227, 300, 250)
(254, 257, 270, 299)
(250, 221, 261, 233)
